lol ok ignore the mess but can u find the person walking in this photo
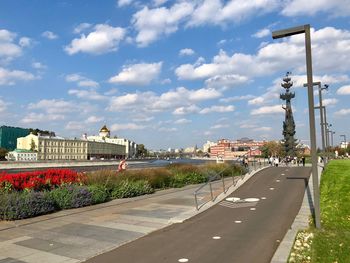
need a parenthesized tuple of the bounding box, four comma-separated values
(274, 157, 279, 167)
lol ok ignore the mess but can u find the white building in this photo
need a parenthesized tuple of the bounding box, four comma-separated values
(86, 125, 138, 158)
(16, 132, 125, 161)
(202, 141, 217, 153)
(6, 149, 37, 161)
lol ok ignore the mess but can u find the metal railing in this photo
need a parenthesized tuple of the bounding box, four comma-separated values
(194, 158, 268, 210)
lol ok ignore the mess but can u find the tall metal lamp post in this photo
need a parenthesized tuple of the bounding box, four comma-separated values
(272, 24, 321, 229)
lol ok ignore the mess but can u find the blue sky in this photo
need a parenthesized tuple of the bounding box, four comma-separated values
(0, 0, 349, 150)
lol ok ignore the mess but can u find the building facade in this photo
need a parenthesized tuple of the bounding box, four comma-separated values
(6, 149, 37, 161)
(0, 126, 30, 150)
(86, 125, 138, 158)
(17, 133, 125, 161)
(209, 138, 265, 159)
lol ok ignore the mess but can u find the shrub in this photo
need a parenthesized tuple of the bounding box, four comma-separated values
(111, 180, 154, 199)
(88, 185, 109, 204)
(0, 191, 56, 220)
(85, 170, 121, 193)
(171, 172, 208, 188)
(121, 168, 173, 189)
(50, 185, 92, 209)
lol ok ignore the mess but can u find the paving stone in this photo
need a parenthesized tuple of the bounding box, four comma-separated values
(49, 223, 143, 243)
(15, 238, 65, 252)
(0, 258, 27, 263)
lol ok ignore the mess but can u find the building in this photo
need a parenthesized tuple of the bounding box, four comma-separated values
(16, 133, 125, 161)
(86, 125, 137, 158)
(202, 141, 217, 153)
(209, 138, 265, 159)
(0, 126, 30, 150)
(6, 149, 37, 161)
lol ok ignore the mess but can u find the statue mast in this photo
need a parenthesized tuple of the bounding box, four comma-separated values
(280, 72, 297, 157)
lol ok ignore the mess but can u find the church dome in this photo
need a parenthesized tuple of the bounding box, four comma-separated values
(99, 125, 110, 133)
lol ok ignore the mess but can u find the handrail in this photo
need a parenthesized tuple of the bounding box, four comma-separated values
(194, 158, 268, 210)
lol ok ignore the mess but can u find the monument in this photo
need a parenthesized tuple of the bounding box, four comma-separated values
(280, 72, 297, 157)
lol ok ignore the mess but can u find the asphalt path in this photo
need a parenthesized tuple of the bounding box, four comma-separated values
(85, 166, 311, 263)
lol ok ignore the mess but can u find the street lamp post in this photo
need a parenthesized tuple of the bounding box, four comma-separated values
(331, 131, 335, 147)
(272, 24, 321, 229)
(304, 82, 328, 154)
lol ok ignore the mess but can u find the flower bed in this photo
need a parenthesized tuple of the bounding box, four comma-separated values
(0, 163, 245, 220)
(0, 169, 85, 191)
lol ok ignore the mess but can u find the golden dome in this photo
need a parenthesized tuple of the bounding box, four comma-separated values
(99, 125, 110, 132)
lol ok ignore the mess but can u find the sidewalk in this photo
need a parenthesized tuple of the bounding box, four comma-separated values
(0, 167, 265, 263)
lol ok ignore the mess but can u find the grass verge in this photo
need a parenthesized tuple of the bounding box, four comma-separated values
(288, 159, 350, 263)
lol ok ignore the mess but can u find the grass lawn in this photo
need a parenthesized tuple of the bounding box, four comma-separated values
(288, 159, 350, 263)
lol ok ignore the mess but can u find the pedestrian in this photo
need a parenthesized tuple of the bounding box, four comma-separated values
(274, 157, 279, 167)
(269, 156, 273, 166)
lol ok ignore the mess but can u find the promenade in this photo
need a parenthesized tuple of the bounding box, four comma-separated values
(0, 165, 261, 263)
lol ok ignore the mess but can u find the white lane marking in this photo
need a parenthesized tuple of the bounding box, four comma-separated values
(281, 173, 285, 175)
(270, 187, 275, 190)
(212, 236, 221, 240)
(250, 208, 256, 211)
(178, 259, 189, 262)
(226, 197, 240, 202)
(244, 198, 260, 202)
(276, 179, 280, 182)
(261, 197, 267, 200)
(234, 220, 242, 223)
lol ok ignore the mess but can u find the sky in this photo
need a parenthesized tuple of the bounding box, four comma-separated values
(0, 0, 349, 150)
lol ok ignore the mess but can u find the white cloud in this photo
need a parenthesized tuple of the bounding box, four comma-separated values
(281, 0, 350, 17)
(322, 98, 338, 106)
(32, 62, 47, 70)
(108, 86, 219, 113)
(28, 99, 80, 114)
(179, 48, 195, 56)
(251, 105, 283, 115)
(240, 123, 257, 129)
(159, 127, 177, 132)
(153, 0, 168, 6)
(252, 28, 271, 38)
(205, 74, 249, 89)
(0, 98, 9, 113)
(254, 126, 272, 131)
(65, 121, 84, 130)
(132, 115, 154, 122)
(117, 0, 133, 7)
(0, 67, 36, 85)
(210, 124, 229, 129)
(73, 23, 92, 34)
(65, 24, 126, 55)
(0, 29, 22, 61)
(200, 105, 235, 114)
(248, 97, 265, 106)
(175, 27, 350, 83)
(109, 62, 162, 86)
(174, 118, 191, 124)
(188, 0, 279, 27)
(21, 113, 65, 124)
(42, 31, 58, 40)
(132, 2, 194, 47)
(85, 116, 104, 123)
(337, 85, 350, 95)
(65, 73, 99, 88)
(68, 89, 107, 100)
(334, 108, 350, 116)
(220, 95, 255, 103)
(111, 123, 145, 131)
(173, 105, 200, 115)
(19, 37, 32, 47)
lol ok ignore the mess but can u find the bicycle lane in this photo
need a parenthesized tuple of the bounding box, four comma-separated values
(85, 166, 311, 263)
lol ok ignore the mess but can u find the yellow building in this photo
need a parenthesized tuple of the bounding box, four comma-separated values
(16, 133, 125, 161)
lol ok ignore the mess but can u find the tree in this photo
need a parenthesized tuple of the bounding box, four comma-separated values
(0, 147, 8, 160)
(260, 141, 284, 157)
(30, 139, 36, 151)
(137, 144, 148, 157)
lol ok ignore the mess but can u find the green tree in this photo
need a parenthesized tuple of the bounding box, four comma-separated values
(30, 139, 36, 151)
(137, 144, 148, 157)
(0, 147, 8, 160)
(260, 141, 284, 157)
